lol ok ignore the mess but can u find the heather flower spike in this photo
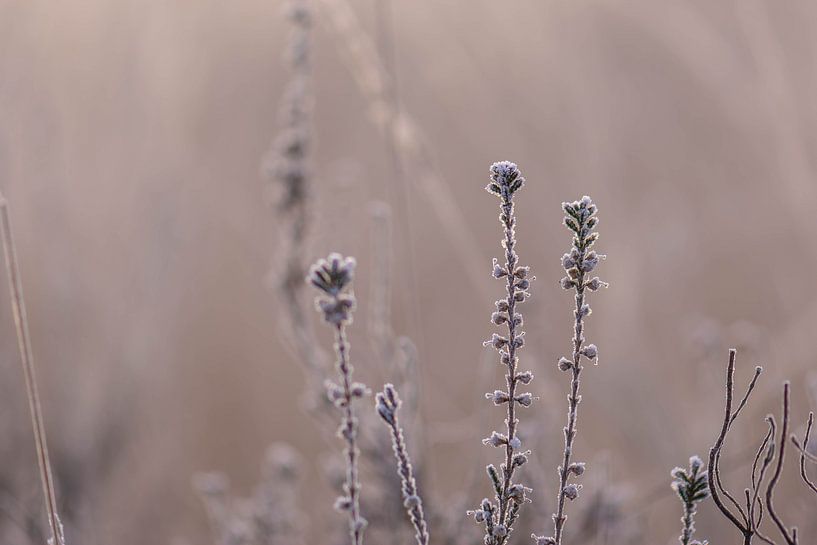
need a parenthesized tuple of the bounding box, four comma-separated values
(374, 384, 429, 545)
(535, 195, 606, 545)
(473, 161, 534, 545)
(308, 253, 357, 325)
(671, 455, 710, 545)
(307, 253, 367, 545)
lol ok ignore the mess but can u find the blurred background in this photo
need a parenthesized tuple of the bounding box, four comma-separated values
(1, 1, 817, 544)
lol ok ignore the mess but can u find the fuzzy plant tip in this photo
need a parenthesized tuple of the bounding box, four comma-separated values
(307, 253, 357, 325)
(671, 454, 710, 545)
(486, 161, 525, 198)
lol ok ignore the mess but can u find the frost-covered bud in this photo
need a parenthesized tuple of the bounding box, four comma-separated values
(512, 335, 525, 348)
(578, 304, 592, 317)
(515, 371, 533, 384)
(404, 495, 421, 508)
(514, 266, 530, 279)
(354, 518, 368, 532)
(307, 253, 356, 295)
(515, 393, 534, 407)
(563, 483, 582, 501)
(496, 299, 509, 312)
(513, 291, 526, 302)
(507, 484, 531, 502)
(317, 293, 356, 325)
(532, 535, 556, 545)
(562, 253, 576, 269)
(485, 334, 509, 349)
(509, 436, 522, 450)
(350, 383, 369, 398)
(500, 351, 512, 365)
(568, 462, 586, 476)
(512, 313, 523, 327)
(483, 431, 508, 448)
(516, 279, 530, 290)
(493, 259, 508, 278)
(376, 398, 395, 425)
(512, 452, 529, 467)
(334, 496, 352, 511)
(492, 524, 508, 538)
(325, 381, 344, 402)
(580, 252, 599, 273)
(486, 390, 510, 405)
(558, 357, 573, 372)
(584, 277, 607, 291)
(486, 161, 525, 197)
(560, 276, 576, 290)
(491, 312, 508, 325)
(581, 344, 598, 360)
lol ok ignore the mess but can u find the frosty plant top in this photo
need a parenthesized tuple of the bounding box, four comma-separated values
(308, 253, 357, 325)
(486, 161, 525, 199)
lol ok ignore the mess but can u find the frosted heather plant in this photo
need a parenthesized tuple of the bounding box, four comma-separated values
(375, 383, 429, 545)
(469, 161, 534, 545)
(670, 456, 709, 545)
(308, 253, 369, 545)
(534, 195, 606, 545)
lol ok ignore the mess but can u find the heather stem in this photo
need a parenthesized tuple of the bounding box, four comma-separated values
(499, 196, 520, 531)
(376, 384, 429, 545)
(553, 270, 585, 545)
(334, 323, 364, 545)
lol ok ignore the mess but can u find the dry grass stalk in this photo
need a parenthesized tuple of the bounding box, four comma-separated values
(0, 195, 65, 545)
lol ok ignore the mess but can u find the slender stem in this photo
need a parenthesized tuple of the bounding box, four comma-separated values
(707, 350, 751, 537)
(766, 383, 797, 545)
(497, 196, 520, 534)
(334, 323, 364, 545)
(383, 400, 428, 545)
(553, 268, 585, 545)
(0, 197, 64, 545)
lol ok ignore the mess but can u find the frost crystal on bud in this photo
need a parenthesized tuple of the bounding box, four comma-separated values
(509, 437, 522, 450)
(483, 431, 508, 448)
(350, 382, 369, 397)
(563, 483, 582, 501)
(492, 524, 508, 537)
(486, 390, 510, 405)
(558, 357, 573, 371)
(334, 496, 352, 511)
(516, 371, 533, 384)
(560, 277, 575, 289)
(581, 344, 598, 360)
(568, 462, 585, 476)
(515, 393, 534, 407)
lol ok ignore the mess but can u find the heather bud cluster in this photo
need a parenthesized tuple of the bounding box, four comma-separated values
(375, 384, 430, 545)
(308, 253, 357, 325)
(472, 162, 534, 545)
(671, 456, 710, 545)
